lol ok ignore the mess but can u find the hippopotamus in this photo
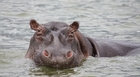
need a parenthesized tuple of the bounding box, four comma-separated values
(25, 19, 140, 68)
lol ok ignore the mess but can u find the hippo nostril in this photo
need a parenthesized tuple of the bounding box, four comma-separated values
(66, 51, 73, 58)
(43, 50, 50, 57)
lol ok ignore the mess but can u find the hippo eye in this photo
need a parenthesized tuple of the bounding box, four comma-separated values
(68, 32, 74, 38)
(35, 31, 43, 42)
(37, 30, 40, 32)
(67, 31, 74, 41)
(36, 31, 43, 36)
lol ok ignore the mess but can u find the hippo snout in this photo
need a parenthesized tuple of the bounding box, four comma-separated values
(41, 50, 74, 68)
(42, 50, 73, 59)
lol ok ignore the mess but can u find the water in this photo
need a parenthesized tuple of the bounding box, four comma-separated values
(0, 0, 140, 77)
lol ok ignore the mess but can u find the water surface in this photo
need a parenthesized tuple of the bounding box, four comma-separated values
(0, 0, 140, 77)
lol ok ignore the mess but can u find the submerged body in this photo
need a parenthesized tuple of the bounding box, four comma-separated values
(25, 20, 140, 68)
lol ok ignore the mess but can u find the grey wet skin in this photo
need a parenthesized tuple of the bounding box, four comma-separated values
(25, 19, 140, 68)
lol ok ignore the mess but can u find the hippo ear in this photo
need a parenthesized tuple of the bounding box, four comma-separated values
(30, 19, 39, 31)
(70, 21, 79, 31)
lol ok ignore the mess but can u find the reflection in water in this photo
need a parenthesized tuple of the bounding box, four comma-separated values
(0, 0, 140, 77)
(30, 66, 75, 76)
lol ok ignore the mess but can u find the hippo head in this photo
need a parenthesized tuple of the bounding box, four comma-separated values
(25, 20, 94, 68)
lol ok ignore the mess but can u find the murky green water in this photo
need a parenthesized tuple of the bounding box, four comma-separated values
(0, 0, 140, 77)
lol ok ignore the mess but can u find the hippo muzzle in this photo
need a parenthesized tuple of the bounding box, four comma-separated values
(33, 49, 77, 68)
